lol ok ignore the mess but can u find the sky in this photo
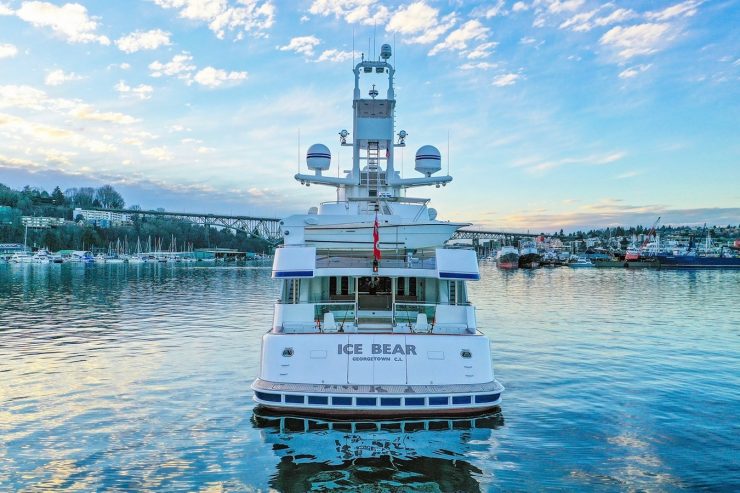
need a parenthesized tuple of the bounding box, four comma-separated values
(0, 0, 738, 232)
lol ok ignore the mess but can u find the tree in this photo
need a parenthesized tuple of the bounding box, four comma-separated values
(67, 187, 96, 208)
(51, 186, 65, 205)
(95, 185, 125, 209)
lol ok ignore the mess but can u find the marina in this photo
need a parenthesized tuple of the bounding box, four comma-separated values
(0, 1, 738, 490)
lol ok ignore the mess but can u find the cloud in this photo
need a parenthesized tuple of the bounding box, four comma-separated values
(69, 105, 138, 124)
(141, 146, 173, 161)
(429, 20, 489, 56)
(15, 1, 110, 45)
(115, 29, 171, 53)
(0, 42, 18, 58)
(515, 151, 626, 173)
(460, 61, 498, 70)
(309, 0, 389, 26)
(476, 0, 507, 18)
(315, 49, 354, 63)
(618, 64, 652, 79)
(492, 73, 521, 87)
(44, 69, 84, 86)
(193, 67, 247, 88)
(484, 204, 739, 232)
(600, 23, 672, 59)
(545, 0, 585, 14)
(560, 7, 637, 32)
(114, 81, 154, 100)
(512, 2, 529, 12)
(387, 2, 456, 45)
(149, 52, 196, 80)
(278, 36, 320, 57)
(0, 112, 117, 153)
(646, 0, 702, 22)
(152, 0, 275, 39)
(466, 41, 497, 59)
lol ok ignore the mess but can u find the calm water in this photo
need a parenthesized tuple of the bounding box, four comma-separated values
(1, 262, 738, 492)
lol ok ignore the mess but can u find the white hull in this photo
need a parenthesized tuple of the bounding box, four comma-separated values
(253, 332, 503, 416)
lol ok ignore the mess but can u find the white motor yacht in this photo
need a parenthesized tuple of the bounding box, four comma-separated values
(252, 45, 503, 416)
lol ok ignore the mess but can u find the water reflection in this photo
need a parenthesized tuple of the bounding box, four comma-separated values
(252, 408, 504, 492)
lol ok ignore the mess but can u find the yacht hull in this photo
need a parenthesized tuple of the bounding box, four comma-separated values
(253, 332, 503, 417)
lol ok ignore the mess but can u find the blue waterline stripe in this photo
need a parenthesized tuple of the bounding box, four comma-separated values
(273, 270, 314, 278)
(255, 392, 501, 407)
(438, 272, 480, 280)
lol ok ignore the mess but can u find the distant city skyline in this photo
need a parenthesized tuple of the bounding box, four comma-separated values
(1, 0, 738, 232)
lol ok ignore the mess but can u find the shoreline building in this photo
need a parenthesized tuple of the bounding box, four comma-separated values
(73, 208, 132, 228)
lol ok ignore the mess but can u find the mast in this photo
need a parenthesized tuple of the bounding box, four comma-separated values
(294, 43, 452, 203)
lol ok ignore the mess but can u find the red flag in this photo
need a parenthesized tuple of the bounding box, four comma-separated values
(373, 214, 382, 260)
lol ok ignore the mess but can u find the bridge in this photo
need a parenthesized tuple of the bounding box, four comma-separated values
(86, 209, 552, 245)
(91, 208, 283, 242)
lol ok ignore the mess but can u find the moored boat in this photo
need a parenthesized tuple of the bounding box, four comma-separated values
(252, 45, 503, 417)
(496, 246, 519, 269)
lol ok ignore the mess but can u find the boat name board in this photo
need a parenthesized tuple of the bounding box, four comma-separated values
(338, 343, 417, 356)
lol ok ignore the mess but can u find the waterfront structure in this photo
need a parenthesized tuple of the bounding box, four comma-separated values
(21, 216, 66, 229)
(73, 208, 132, 227)
(251, 45, 503, 416)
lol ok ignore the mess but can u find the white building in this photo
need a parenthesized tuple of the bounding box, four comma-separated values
(73, 208, 132, 226)
(21, 216, 67, 229)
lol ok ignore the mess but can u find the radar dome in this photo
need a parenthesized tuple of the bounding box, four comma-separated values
(415, 145, 441, 176)
(380, 44, 392, 60)
(306, 143, 331, 174)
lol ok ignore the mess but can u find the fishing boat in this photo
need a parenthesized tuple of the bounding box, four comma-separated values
(496, 246, 519, 269)
(252, 45, 503, 416)
(518, 241, 540, 268)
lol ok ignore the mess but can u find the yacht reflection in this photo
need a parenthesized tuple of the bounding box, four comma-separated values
(252, 408, 504, 492)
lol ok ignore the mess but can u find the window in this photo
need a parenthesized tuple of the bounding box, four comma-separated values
(285, 394, 304, 404)
(332, 396, 352, 405)
(405, 397, 425, 406)
(380, 398, 401, 406)
(409, 277, 417, 297)
(356, 397, 377, 406)
(429, 396, 449, 405)
(308, 395, 329, 405)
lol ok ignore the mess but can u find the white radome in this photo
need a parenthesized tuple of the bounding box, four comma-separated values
(306, 143, 331, 172)
(415, 145, 442, 176)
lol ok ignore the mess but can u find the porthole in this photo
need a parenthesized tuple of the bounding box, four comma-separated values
(461, 349, 472, 359)
(282, 347, 294, 357)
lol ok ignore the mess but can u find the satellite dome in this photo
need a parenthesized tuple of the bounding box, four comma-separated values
(415, 145, 441, 176)
(306, 143, 331, 174)
(380, 44, 392, 60)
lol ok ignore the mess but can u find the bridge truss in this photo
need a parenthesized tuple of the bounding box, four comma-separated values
(100, 208, 283, 242)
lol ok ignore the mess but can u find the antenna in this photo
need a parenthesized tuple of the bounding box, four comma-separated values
(373, 20, 377, 60)
(447, 130, 450, 175)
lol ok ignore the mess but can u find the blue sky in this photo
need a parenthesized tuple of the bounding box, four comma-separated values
(0, 0, 738, 232)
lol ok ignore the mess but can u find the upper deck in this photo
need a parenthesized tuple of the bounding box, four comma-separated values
(271, 246, 480, 336)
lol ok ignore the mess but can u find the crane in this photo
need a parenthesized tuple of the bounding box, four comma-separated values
(640, 216, 661, 255)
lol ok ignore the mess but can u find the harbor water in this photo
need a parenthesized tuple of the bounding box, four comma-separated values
(0, 262, 738, 491)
